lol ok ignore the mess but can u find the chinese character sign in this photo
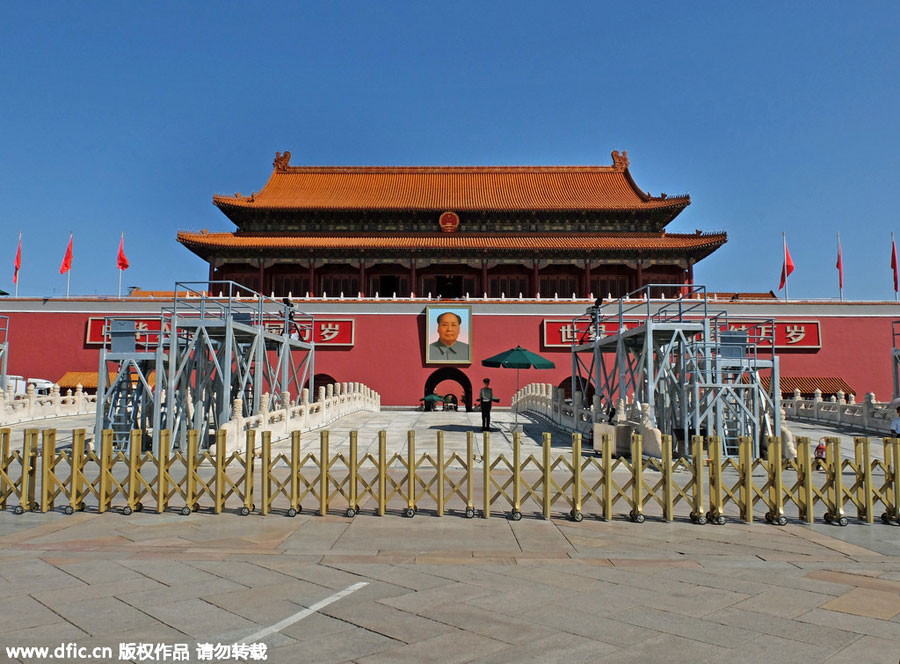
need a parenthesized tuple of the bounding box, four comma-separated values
(86, 318, 355, 347)
(721, 320, 821, 350)
(542, 319, 821, 351)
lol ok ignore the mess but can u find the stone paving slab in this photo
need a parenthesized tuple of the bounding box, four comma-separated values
(4, 413, 900, 662)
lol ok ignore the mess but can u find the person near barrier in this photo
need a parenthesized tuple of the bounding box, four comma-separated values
(891, 407, 900, 436)
(477, 378, 500, 431)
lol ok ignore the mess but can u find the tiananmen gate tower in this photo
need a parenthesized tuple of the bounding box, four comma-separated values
(178, 150, 726, 300)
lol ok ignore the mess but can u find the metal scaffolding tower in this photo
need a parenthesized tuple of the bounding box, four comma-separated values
(96, 281, 315, 454)
(570, 285, 780, 458)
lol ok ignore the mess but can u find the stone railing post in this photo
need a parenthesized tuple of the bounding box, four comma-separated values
(863, 392, 875, 429)
(26, 383, 35, 419)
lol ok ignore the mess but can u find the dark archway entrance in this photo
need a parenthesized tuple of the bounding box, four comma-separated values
(313, 373, 338, 396)
(424, 368, 473, 412)
(558, 378, 595, 407)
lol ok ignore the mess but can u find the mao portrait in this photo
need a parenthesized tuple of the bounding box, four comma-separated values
(425, 306, 472, 364)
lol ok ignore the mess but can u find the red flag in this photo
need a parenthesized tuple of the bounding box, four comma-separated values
(779, 242, 794, 290)
(892, 237, 898, 293)
(836, 239, 843, 289)
(117, 235, 129, 270)
(13, 235, 21, 284)
(59, 235, 73, 275)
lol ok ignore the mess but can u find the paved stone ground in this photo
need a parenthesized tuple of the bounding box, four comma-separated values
(2, 411, 900, 663)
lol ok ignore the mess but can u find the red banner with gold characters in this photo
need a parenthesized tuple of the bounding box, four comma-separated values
(542, 319, 820, 350)
(85, 317, 355, 346)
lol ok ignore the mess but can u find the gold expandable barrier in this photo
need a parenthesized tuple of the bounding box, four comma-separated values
(1, 426, 898, 526)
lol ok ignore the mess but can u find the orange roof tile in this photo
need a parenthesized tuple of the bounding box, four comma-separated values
(178, 231, 725, 254)
(56, 371, 156, 390)
(212, 151, 689, 213)
(760, 376, 855, 396)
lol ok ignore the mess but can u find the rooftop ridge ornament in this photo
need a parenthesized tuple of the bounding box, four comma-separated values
(611, 150, 629, 170)
(274, 150, 292, 171)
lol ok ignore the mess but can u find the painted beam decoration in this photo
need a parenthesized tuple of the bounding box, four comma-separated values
(85, 317, 355, 347)
(542, 319, 821, 350)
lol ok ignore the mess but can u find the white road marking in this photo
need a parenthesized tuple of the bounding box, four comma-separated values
(235, 581, 369, 644)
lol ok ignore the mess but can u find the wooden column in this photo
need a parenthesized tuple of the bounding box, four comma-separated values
(481, 261, 488, 296)
(309, 261, 316, 296)
(258, 261, 265, 295)
(410, 260, 416, 296)
(532, 261, 540, 297)
(359, 261, 366, 297)
(584, 261, 592, 297)
(636, 258, 643, 291)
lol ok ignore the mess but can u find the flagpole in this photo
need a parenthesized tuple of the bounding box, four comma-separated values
(66, 232, 71, 299)
(894, 232, 898, 303)
(837, 232, 843, 301)
(783, 232, 789, 301)
(118, 231, 123, 299)
(15, 231, 20, 298)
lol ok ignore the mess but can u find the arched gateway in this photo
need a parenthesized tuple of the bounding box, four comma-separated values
(424, 367, 473, 412)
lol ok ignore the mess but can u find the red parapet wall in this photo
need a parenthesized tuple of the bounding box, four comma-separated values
(1, 301, 895, 405)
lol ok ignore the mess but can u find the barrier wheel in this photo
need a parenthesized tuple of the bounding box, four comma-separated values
(765, 511, 773, 523)
(346, 507, 357, 518)
(510, 509, 522, 521)
(13, 505, 24, 515)
(78, 502, 86, 511)
(824, 512, 833, 524)
(837, 516, 849, 527)
(715, 514, 727, 526)
(251, 504, 256, 511)
(404, 507, 415, 518)
(122, 506, 133, 516)
(240, 506, 250, 516)
(776, 515, 788, 526)
(64, 505, 74, 515)
(287, 507, 298, 517)
(881, 512, 890, 524)
(695, 513, 708, 525)
(629, 510, 644, 523)
(134, 503, 144, 512)
(465, 507, 475, 519)
(180, 506, 191, 516)
(572, 511, 583, 522)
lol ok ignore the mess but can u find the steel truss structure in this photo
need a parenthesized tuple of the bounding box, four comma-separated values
(570, 285, 781, 458)
(96, 281, 315, 454)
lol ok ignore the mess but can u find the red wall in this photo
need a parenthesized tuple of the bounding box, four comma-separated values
(3, 306, 896, 404)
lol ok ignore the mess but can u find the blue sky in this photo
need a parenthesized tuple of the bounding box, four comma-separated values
(2, 2, 899, 300)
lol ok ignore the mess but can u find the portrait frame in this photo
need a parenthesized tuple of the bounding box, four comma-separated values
(425, 305, 472, 365)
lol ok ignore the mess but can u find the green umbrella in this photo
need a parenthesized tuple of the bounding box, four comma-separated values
(481, 346, 555, 426)
(420, 393, 444, 410)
